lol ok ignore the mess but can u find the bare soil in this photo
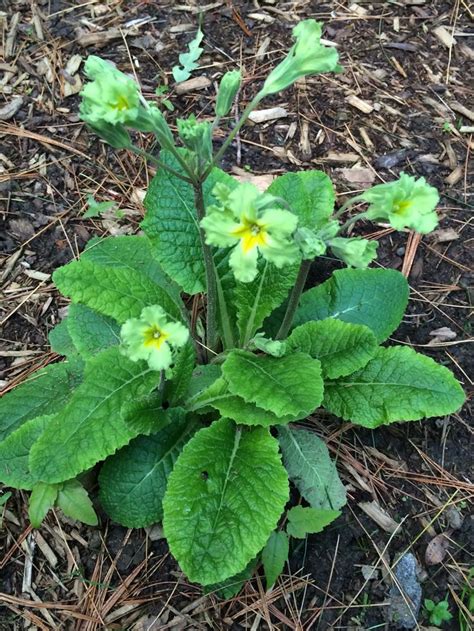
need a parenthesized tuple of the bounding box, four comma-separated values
(0, 1, 472, 629)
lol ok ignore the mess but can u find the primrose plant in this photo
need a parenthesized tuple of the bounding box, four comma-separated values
(0, 20, 465, 590)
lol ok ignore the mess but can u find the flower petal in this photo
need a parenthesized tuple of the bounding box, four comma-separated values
(165, 322, 189, 347)
(229, 242, 259, 282)
(147, 343, 173, 372)
(260, 208, 298, 238)
(200, 211, 239, 248)
(140, 305, 168, 328)
(261, 235, 301, 268)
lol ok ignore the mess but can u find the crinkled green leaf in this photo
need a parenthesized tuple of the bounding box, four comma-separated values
(81, 235, 179, 299)
(186, 364, 222, 402)
(163, 341, 196, 406)
(235, 261, 298, 345)
(29, 482, 58, 528)
(323, 346, 465, 428)
(120, 394, 179, 436)
(192, 377, 294, 426)
(267, 170, 335, 229)
(53, 259, 181, 324)
(163, 418, 289, 585)
(99, 413, 195, 528)
(222, 350, 324, 418)
(294, 268, 409, 343)
(67, 304, 120, 358)
(29, 348, 158, 484)
(278, 426, 346, 510)
(262, 531, 289, 588)
(48, 320, 77, 358)
(56, 480, 98, 526)
(286, 506, 340, 539)
(285, 319, 378, 378)
(142, 151, 237, 294)
(0, 361, 82, 442)
(0, 415, 53, 490)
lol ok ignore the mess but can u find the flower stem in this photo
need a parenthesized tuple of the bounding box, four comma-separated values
(203, 93, 263, 179)
(339, 211, 368, 234)
(333, 195, 364, 219)
(275, 259, 311, 340)
(193, 182, 218, 356)
(131, 146, 193, 183)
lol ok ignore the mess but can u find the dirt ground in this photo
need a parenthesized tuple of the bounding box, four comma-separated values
(0, 1, 473, 629)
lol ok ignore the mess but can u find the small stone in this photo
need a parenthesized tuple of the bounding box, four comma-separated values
(387, 553, 422, 628)
(446, 506, 464, 530)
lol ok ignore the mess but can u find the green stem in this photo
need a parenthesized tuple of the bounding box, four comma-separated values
(339, 211, 368, 234)
(215, 271, 235, 350)
(131, 146, 193, 183)
(275, 259, 311, 340)
(242, 262, 268, 347)
(193, 182, 219, 356)
(203, 93, 263, 179)
(333, 195, 364, 219)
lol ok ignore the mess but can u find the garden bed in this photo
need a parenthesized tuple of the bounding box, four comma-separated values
(1, 1, 472, 628)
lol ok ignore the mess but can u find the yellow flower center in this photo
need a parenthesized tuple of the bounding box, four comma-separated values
(393, 199, 412, 216)
(231, 216, 268, 253)
(143, 324, 169, 350)
(113, 95, 130, 111)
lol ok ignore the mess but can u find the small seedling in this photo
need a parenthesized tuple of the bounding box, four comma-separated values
(172, 24, 204, 83)
(424, 598, 453, 626)
(83, 194, 117, 218)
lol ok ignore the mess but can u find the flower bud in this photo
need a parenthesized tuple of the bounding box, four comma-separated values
(328, 237, 378, 268)
(215, 70, 241, 117)
(177, 115, 213, 166)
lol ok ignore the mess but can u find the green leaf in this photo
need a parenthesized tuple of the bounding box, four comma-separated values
(48, 320, 77, 358)
(81, 235, 179, 299)
(192, 377, 293, 426)
(142, 151, 237, 294)
(67, 304, 120, 358)
(0, 361, 82, 442)
(285, 319, 378, 378)
(235, 262, 298, 345)
(267, 170, 335, 229)
(163, 418, 289, 585)
(278, 426, 346, 510)
(294, 268, 409, 343)
(29, 482, 58, 528)
(222, 350, 324, 418)
(205, 559, 258, 599)
(0, 492, 12, 507)
(172, 26, 204, 83)
(53, 259, 181, 324)
(83, 195, 117, 218)
(163, 341, 196, 406)
(56, 480, 98, 526)
(261, 531, 289, 588)
(186, 364, 222, 401)
(0, 415, 53, 490)
(29, 348, 158, 484)
(99, 414, 195, 528)
(323, 346, 466, 428)
(286, 506, 340, 539)
(120, 394, 178, 436)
